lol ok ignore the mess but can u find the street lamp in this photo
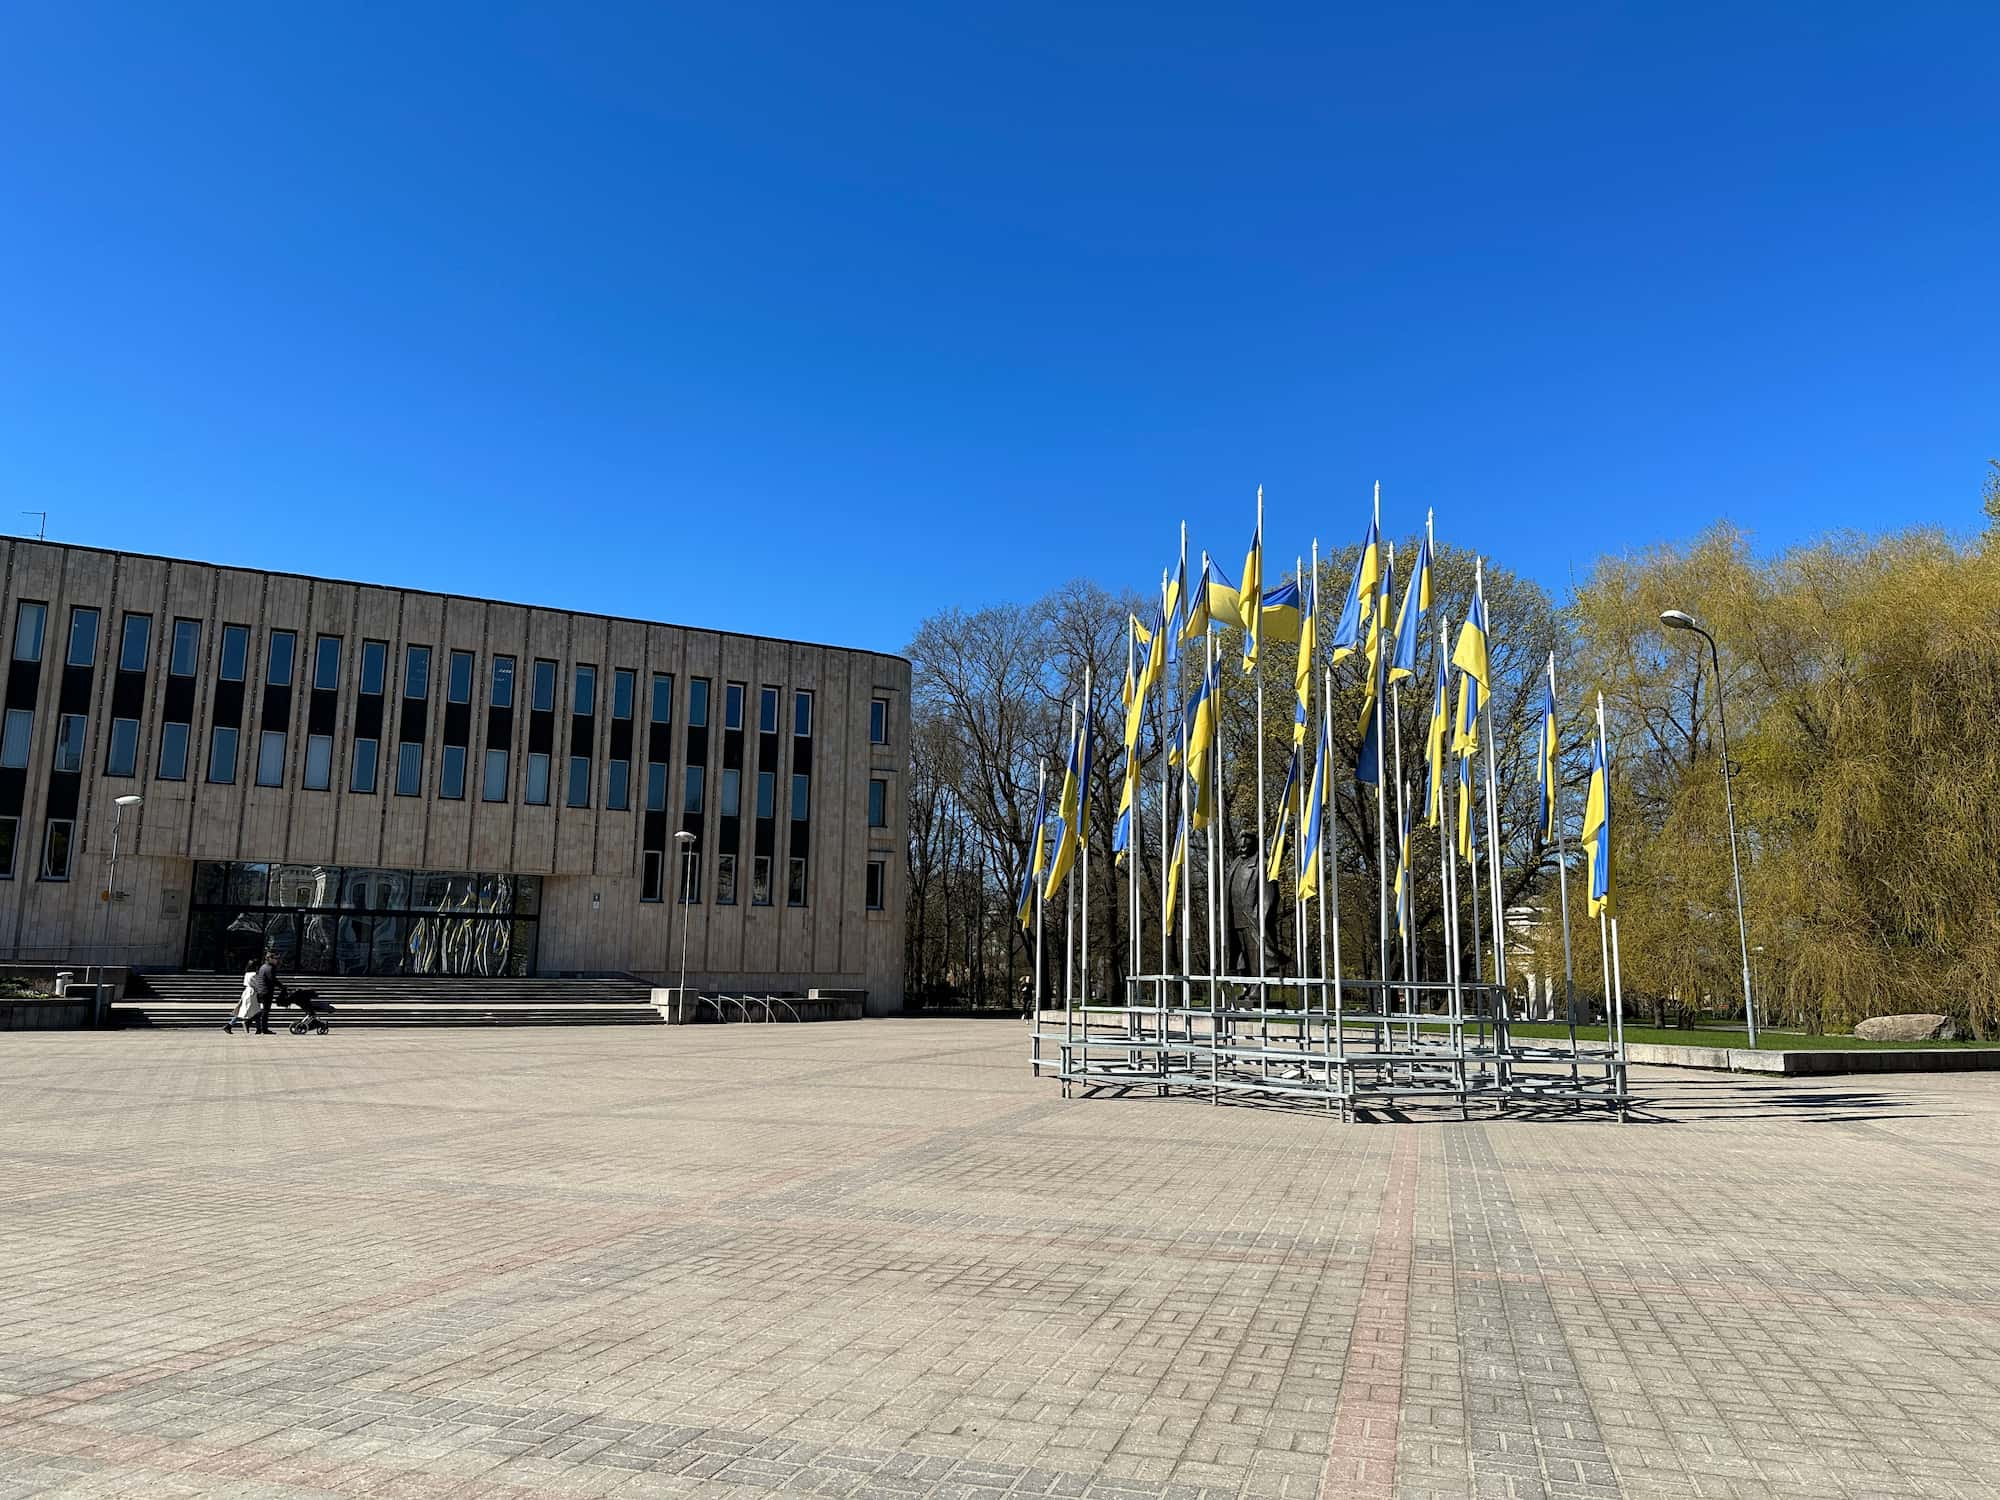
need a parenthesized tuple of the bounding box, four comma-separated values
(87, 794, 144, 1019)
(1660, 609, 1758, 1047)
(673, 830, 697, 1021)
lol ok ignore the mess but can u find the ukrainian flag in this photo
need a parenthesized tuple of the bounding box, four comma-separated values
(1043, 702, 1093, 901)
(1329, 514, 1381, 662)
(1016, 773, 1050, 931)
(1452, 664, 1481, 757)
(1423, 646, 1448, 827)
(1292, 567, 1316, 748)
(1164, 823, 1187, 936)
(1536, 660, 1559, 847)
(1298, 708, 1331, 900)
(1266, 745, 1301, 883)
(1239, 513, 1263, 669)
(1259, 578, 1302, 644)
(1389, 530, 1432, 685)
(1452, 582, 1490, 692)
(1456, 753, 1475, 862)
(1582, 733, 1614, 917)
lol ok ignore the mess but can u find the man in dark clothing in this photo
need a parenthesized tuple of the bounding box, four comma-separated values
(251, 954, 281, 1034)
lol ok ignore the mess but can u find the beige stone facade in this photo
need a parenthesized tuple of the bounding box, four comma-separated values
(0, 540, 908, 1008)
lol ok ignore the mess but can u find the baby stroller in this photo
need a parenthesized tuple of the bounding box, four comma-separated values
(283, 986, 333, 1035)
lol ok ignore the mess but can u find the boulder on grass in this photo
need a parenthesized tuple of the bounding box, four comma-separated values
(1853, 1013, 1958, 1043)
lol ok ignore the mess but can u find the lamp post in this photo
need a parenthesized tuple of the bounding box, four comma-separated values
(87, 794, 144, 1017)
(673, 830, 696, 1022)
(1660, 609, 1758, 1047)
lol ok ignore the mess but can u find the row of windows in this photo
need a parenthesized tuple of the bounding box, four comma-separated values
(0, 806, 892, 909)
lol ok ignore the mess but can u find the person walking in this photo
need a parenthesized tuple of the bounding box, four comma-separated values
(226, 967, 260, 1034)
(250, 953, 281, 1034)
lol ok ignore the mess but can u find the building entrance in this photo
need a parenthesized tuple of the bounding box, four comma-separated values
(185, 863, 541, 977)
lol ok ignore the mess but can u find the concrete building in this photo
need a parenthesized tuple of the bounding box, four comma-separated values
(0, 539, 908, 1010)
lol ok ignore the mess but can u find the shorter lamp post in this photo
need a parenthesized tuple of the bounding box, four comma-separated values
(1660, 609, 1758, 1048)
(673, 830, 697, 1021)
(87, 794, 144, 1017)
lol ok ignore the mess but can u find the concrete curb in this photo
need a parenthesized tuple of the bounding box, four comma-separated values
(1625, 1042, 2000, 1075)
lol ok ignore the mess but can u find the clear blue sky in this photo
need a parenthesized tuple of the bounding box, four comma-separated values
(3, 3, 1993, 654)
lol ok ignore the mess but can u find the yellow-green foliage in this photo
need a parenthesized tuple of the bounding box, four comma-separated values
(1570, 522, 2000, 1036)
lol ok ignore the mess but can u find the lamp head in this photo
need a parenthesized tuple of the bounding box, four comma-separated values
(673, 830, 696, 844)
(114, 794, 144, 807)
(1659, 609, 1700, 633)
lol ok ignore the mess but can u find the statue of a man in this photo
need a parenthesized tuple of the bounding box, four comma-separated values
(1223, 827, 1286, 978)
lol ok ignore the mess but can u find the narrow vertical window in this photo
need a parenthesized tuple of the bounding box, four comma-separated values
(447, 650, 473, 704)
(724, 682, 744, 730)
(396, 741, 423, 796)
(0, 817, 15, 879)
(158, 722, 190, 780)
(717, 853, 737, 905)
(866, 860, 886, 912)
(491, 656, 515, 707)
(688, 677, 709, 727)
(66, 607, 99, 667)
(613, 669, 634, 720)
(573, 665, 596, 717)
(531, 660, 556, 713)
(646, 761, 667, 812)
(52, 714, 86, 773)
(870, 697, 888, 745)
(303, 734, 333, 790)
(13, 602, 46, 663)
(794, 689, 813, 737)
(219, 625, 249, 681)
(641, 849, 664, 903)
(752, 855, 772, 906)
(721, 768, 740, 817)
(170, 619, 200, 676)
(566, 755, 590, 808)
(787, 856, 807, 907)
(350, 738, 378, 793)
(868, 777, 887, 829)
(483, 747, 509, 801)
(759, 686, 779, 733)
(41, 820, 74, 881)
(607, 759, 630, 810)
(208, 725, 239, 783)
(359, 641, 386, 695)
(313, 635, 341, 690)
(106, 719, 140, 777)
(1, 710, 32, 768)
(791, 773, 810, 821)
(441, 744, 467, 799)
(266, 630, 296, 687)
(404, 645, 431, 700)
(685, 766, 705, 814)
(256, 730, 286, 786)
(526, 752, 550, 804)
(119, 614, 152, 673)
(651, 672, 673, 725)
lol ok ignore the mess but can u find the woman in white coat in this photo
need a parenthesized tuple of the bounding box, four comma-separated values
(225, 970, 261, 1034)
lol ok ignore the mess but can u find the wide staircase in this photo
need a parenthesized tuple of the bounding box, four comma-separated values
(117, 973, 666, 1029)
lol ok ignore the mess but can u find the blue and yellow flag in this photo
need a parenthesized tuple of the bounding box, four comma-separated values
(1258, 578, 1302, 644)
(1043, 701, 1094, 901)
(1293, 566, 1316, 749)
(1388, 529, 1432, 685)
(1355, 695, 1381, 787)
(1456, 752, 1475, 862)
(1582, 731, 1614, 918)
(1183, 653, 1221, 830)
(1424, 645, 1448, 827)
(1163, 822, 1187, 937)
(1536, 658, 1559, 847)
(1451, 661, 1482, 757)
(1181, 556, 1238, 640)
(1298, 706, 1331, 900)
(1015, 772, 1050, 931)
(1452, 576, 1490, 693)
(1239, 508, 1264, 669)
(1329, 514, 1381, 662)
(1266, 746, 1301, 883)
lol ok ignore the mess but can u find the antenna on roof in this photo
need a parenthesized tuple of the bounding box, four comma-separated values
(21, 512, 46, 541)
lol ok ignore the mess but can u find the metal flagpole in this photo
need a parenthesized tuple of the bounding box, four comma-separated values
(1386, 538, 1412, 1040)
(1438, 618, 1467, 1107)
(1473, 562, 1510, 1093)
(1081, 667, 1093, 1041)
(1124, 626, 1139, 1035)
(1293, 553, 1308, 1020)
(1252, 488, 1268, 1074)
(1209, 625, 1226, 1103)
(1546, 653, 1580, 1086)
(1325, 667, 1347, 1115)
(1063, 697, 1079, 1095)
(1598, 691, 1628, 1111)
(1034, 756, 1047, 1025)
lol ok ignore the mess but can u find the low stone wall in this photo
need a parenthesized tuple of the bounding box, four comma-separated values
(1626, 1042, 2000, 1075)
(0, 998, 95, 1030)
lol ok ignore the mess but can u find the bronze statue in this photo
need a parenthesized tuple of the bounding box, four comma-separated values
(1223, 827, 1286, 978)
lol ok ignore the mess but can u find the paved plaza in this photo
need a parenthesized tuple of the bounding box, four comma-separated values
(5, 1022, 2000, 1499)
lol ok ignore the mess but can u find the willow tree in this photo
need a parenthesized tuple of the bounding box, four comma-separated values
(1568, 516, 2000, 1036)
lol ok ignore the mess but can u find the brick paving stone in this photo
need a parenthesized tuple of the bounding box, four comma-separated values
(5, 1025, 2000, 1496)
